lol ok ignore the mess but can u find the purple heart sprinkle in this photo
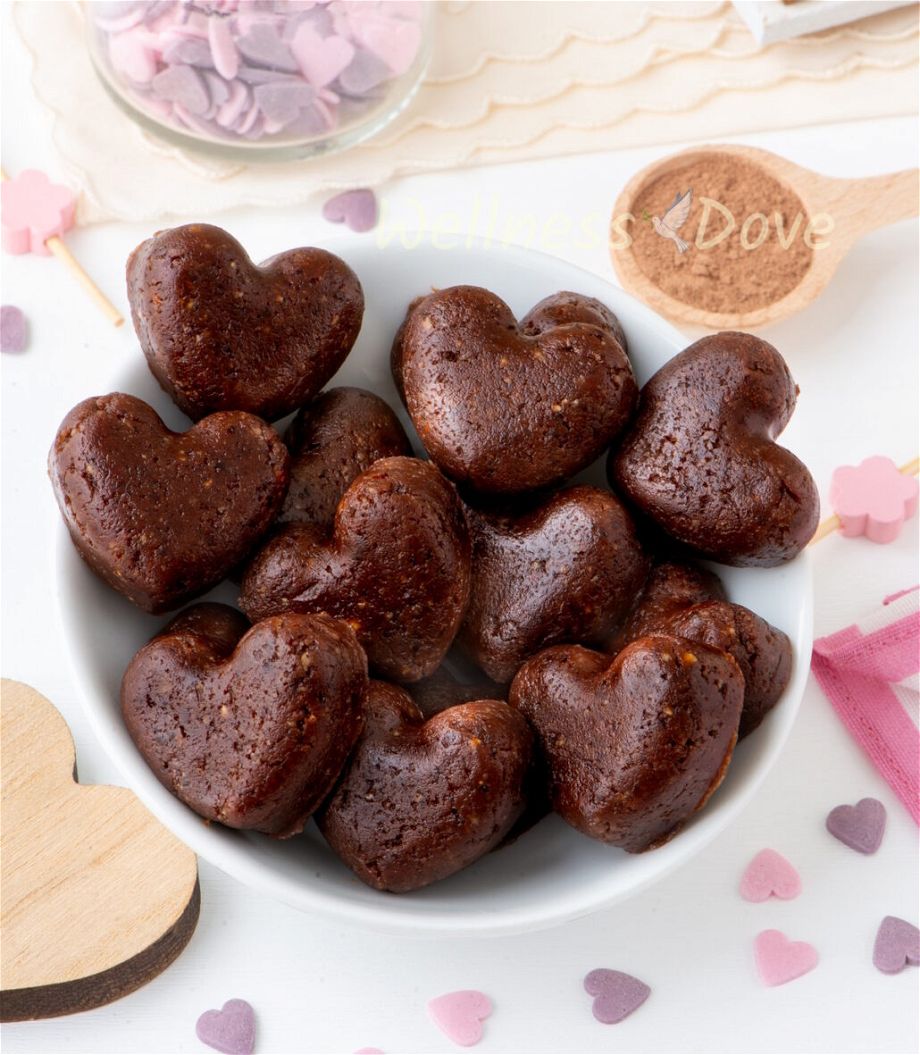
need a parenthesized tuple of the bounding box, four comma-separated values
(826, 797, 887, 854)
(322, 188, 378, 232)
(203, 71, 231, 107)
(873, 916, 920, 974)
(163, 36, 215, 68)
(152, 64, 210, 115)
(0, 305, 28, 353)
(237, 24, 300, 72)
(196, 998, 255, 1055)
(336, 49, 390, 97)
(236, 66, 303, 85)
(254, 80, 315, 125)
(583, 969, 650, 1025)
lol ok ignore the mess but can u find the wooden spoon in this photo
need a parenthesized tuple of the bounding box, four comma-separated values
(610, 144, 918, 330)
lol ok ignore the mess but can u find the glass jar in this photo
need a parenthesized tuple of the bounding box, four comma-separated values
(86, 1, 432, 161)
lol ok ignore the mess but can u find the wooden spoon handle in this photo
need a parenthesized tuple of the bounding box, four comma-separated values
(823, 169, 919, 243)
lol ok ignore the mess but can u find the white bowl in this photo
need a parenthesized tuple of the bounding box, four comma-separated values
(56, 239, 812, 937)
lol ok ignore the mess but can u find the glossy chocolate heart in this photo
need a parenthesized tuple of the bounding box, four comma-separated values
(239, 457, 471, 682)
(509, 635, 744, 852)
(127, 224, 364, 422)
(121, 604, 367, 837)
(278, 386, 411, 532)
(397, 286, 637, 494)
(610, 561, 791, 737)
(316, 681, 533, 891)
(49, 393, 289, 613)
(609, 332, 819, 566)
(458, 485, 649, 682)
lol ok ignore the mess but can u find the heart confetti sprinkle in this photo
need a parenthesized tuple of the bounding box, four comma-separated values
(583, 969, 651, 1024)
(196, 998, 256, 1055)
(322, 189, 379, 233)
(826, 797, 887, 854)
(427, 990, 492, 1047)
(739, 848, 802, 902)
(873, 916, 920, 974)
(0, 305, 27, 353)
(754, 930, 818, 987)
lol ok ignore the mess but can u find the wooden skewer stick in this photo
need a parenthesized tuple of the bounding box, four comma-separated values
(0, 167, 124, 327)
(811, 456, 920, 544)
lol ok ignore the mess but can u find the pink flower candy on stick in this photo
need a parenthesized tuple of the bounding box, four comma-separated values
(812, 455, 919, 545)
(0, 166, 123, 326)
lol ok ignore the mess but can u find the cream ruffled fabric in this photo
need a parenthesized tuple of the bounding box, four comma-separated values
(15, 0, 920, 224)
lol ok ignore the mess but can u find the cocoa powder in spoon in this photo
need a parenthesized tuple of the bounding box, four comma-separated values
(627, 153, 813, 313)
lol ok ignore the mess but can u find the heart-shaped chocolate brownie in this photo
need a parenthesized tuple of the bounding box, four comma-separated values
(316, 681, 533, 891)
(459, 485, 649, 682)
(49, 393, 289, 613)
(239, 457, 471, 682)
(127, 224, 364, 422)
(121, 604, 368, 837)
(391, 290, 629, 404)
(278, 386, 411, 532)
(609, 332, 819, 566)
(610, 561, 792, 737)
(509, 635, 744, 851)
(397, 286, 637, 494)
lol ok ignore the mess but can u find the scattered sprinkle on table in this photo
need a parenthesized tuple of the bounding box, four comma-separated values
(754, 930, 818, 987)
(323, 189, 378, 232)
(740, 848, 802, 902)
(826, 797, 887, 854)
(196, 998, 256, 1055)
(427, 990, 492, 1047)
(0, 305, 27, 353)
(873, 916, 920, 974)
(583, 969, 650, 1024)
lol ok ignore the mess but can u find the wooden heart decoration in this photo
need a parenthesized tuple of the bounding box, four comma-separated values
(316, 681, 534, 892)
(509, 635, 744, 852)
(49, 393, 290, 614)
(0, 680, 199, 1022)
(609, 332, 819, 566)
(127, 224, 364, 422)
(397, 286, 637, 494)
(240, 457, 471, 682)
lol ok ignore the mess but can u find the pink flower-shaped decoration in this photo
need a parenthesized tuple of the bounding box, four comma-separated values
(1, 169, 76, 256)
(830, 456, 919, 544)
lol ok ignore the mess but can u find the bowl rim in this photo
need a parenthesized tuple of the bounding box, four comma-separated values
(54, 236, 814, 936)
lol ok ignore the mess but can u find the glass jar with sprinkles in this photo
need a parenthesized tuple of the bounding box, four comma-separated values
(85, 1, 432, 161)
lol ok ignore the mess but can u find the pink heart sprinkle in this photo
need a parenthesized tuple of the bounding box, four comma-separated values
(873, 916, 920, 974)
(826, 797, 887, 854)
(740, 848, 802, 902)
(196, 998, 255, 1055)
(291, 25, 355, 87)
(583, 969, 650, 1024)
(427, 990, 492, 1047)
(754, 930, 818, 987)
(322, 189, 378, 233)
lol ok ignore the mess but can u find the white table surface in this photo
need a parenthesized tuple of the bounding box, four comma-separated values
(2, 10, 919, 1054)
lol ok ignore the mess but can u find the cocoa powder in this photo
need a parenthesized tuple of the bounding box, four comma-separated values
(627, 153, 813, 313)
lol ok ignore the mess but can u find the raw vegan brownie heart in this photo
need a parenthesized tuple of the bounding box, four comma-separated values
(278, 386, 411, 532)
(510, 634, 744, 852)
(316, 681, 533, 891)
(397, 286, 637, 494)
(458, 485, 649, 682)
(610, 560, 792, 737)
(49, 393, 289, 613)
(239, 457, 471, 682)
(121, 604, 367, 837)
(609, 332, 819, 566)
(127, 224, 364, 422)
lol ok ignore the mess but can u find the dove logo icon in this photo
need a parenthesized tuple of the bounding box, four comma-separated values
(651, 189, 693, 253)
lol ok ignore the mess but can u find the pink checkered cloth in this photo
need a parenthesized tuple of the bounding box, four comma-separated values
(812, 586, 920, 824)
